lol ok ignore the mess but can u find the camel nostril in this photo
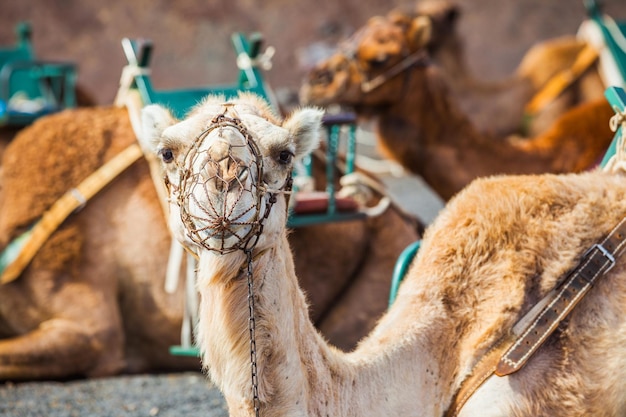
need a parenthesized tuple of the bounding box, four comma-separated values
(237, 166, 249, 182)
(311, 69, 333, 86)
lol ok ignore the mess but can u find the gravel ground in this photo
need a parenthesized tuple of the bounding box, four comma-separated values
(0, 372, 228, 417)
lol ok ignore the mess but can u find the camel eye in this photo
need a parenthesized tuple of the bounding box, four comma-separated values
(278, 150, 294, 165)
(159, 148, 174, 164)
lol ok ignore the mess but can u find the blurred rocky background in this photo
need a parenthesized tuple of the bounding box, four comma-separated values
(1, 0, 623, 107)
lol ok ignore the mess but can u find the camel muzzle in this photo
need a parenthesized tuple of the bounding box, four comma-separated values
(177, 112, 267, 254)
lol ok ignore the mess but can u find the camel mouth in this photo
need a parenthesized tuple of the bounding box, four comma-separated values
(308, 68, 335, 87)
(300, 74, 353, 106)
(186, 193, 258, 238)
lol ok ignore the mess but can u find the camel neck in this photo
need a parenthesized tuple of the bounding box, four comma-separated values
(432, 41, 474, 89)
(194, 234, 450, 416)
(373, 66, 554, 200)
(194, 235, 336, 415)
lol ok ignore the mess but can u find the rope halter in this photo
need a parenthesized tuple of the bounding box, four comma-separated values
(177, 109, 277, 254)
(335, 19, 430, 94)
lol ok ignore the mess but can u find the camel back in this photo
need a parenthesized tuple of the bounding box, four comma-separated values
(0, 106, 135, 246)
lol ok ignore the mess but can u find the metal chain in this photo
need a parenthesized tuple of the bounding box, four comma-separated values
(242, 191, 280, 417)
(245, 248, 261, 417)
(242, 191, 285, 417)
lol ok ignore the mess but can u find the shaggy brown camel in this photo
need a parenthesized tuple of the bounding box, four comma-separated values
(300, 16, 614, 201)
(314, 1, 605, 138)
(0, 104, 419, 380)
(142, 92, 626, 416)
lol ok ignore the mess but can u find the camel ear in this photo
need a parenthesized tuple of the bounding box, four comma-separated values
(282, 107, 324, 160)
(140, 104, 177, 152)
(417, 1, 461, 27)
(408, 16, 432, 49)
(443, 4, 461, 25)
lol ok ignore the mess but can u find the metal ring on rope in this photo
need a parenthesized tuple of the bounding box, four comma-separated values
(602, 106, 626, 174)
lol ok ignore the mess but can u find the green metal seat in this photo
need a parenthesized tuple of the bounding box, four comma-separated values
(582, 0, 626, 87)
(0, 22, 77, 127)
(288, 112, 367, 228)
(119, 33, 277, 119)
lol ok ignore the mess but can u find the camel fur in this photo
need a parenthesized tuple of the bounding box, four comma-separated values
(143, 92, 626, 416)
(300, 15, 614, 201)
(0, 100, 418, 381)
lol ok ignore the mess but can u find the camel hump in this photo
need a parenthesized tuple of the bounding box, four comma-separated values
(0, 106, 135, 246)
(445, 173, 585, 224)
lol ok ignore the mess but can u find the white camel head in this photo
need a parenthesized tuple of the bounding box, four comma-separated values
(141, 93, 323, 254)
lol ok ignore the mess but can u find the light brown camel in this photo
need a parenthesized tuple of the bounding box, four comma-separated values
(318, 1, 605, 138)
(300, 16, 615, 201)
(142, 91, 626, 416)
(0, 104, 419, 381)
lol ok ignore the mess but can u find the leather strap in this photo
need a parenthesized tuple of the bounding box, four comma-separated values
(444, 334, 516, 417)
(496, 216, 626, 375)
(445, 216, 626, 417)
(0, 143, 144, 284)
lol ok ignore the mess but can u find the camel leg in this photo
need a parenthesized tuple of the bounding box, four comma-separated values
(0, 318, 124, 380)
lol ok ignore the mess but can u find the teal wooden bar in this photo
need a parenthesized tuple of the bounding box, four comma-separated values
(0, 22, 77, 127)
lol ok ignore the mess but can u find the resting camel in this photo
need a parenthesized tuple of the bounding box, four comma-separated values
(141, 91, 626, 416)
(317, 1, 605, 138)
(0, 103, 419, 381)
(301, 16, 615, 201)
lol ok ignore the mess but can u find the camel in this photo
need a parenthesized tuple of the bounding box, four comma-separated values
(300, 16, 615, 201)
(318, 1, 605, 138)
(0, 103, 419, 381)
(141, 91, 626, 416)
